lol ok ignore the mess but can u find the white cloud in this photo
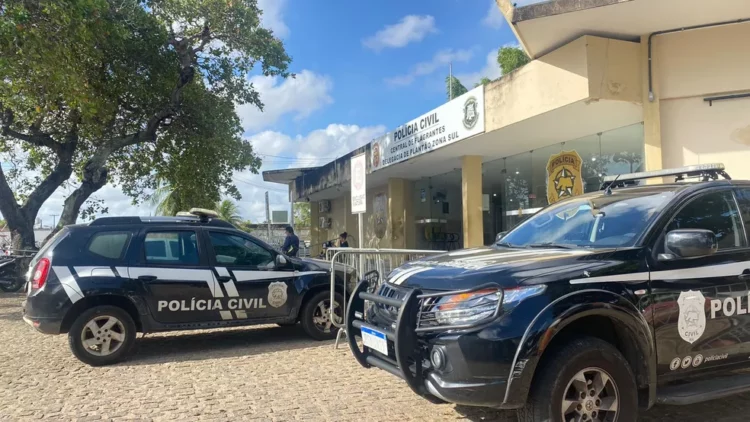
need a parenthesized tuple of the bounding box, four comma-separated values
(363, 15, 437, 51)
(257, 0, 289, 38)
(482, 2, 506, 29)
(456, 49, 503, 88)
(237, 70, 333, 132)
(385, 48, 474, 86)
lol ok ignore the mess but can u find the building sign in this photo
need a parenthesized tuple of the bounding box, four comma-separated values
(546, 150, 584, 204)
(370, 86, 485, 171)
(351, 153, 367, 214)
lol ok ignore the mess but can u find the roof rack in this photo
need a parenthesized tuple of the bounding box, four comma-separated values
(600, 163, 731, 190)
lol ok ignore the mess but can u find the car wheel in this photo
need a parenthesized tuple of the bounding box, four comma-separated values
(0, 279, 25, 292)
(68, 305, 137, 366)
(300, 291, 344, 341)
(517, 336, 637, 422)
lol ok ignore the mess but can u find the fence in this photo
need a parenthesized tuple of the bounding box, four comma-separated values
(326, 247, 446, 348)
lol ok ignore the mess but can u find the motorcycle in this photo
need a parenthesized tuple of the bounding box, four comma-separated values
(0, 251, 36, 293)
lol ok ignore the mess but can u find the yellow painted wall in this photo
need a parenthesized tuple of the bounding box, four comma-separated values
(655, 22, 750, 178)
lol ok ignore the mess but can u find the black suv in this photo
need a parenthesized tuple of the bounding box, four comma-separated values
(22, 210, 353, 366)
(346, 164, 750, 422)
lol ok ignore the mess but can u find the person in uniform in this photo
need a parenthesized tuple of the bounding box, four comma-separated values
(338, 232, 349, 248)
(281, 226, 299, 257)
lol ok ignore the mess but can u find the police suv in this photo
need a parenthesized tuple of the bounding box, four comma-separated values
(22, 209, 353, 366)
(346, 164, 750, 422)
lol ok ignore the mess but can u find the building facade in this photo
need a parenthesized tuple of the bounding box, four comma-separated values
(264, 0, 750, 256)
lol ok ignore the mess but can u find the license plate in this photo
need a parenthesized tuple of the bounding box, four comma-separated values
(361, 326, 388, 356)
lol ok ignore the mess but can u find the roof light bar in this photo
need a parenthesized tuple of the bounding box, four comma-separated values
(175, 211, 193, 217)
(600, 163, 730, 190)
(189, 208, 219, 218)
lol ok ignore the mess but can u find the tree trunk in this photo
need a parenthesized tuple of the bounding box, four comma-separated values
(53, 164, 109, 234)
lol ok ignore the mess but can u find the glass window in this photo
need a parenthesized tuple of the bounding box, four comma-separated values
(144, 232, 199, 265)
(736, 188, 750, 236)
(500, 188, 675, 248)
(88, 232, 130, 260)
(209, 232, 274, 268)
(667, 191, 746, 250)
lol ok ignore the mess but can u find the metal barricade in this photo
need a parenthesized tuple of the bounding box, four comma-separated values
(327, 248, 446, 348)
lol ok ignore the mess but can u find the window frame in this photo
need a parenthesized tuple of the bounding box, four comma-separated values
(733, 187, 750, 239)
(85, 231, 133, 261)
(656, 187, 749, 255)
(206, 229, 278, 269)
(139, 229, 203, 267)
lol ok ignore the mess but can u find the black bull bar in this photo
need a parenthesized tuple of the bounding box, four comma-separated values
(345, 275, 503, 399)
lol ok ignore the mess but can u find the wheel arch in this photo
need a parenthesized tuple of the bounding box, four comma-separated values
(296, 276, 345, 321)
(504, 289, 657, 410)
(61, 294, 143, 333)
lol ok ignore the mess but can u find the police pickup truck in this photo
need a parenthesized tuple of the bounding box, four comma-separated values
(346, 164, 750, 422)
(22, 209, 354, 366)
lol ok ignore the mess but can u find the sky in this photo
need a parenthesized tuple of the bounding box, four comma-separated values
(4, 0, 535, 227)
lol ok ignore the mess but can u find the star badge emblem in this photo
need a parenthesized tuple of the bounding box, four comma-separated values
(554, 167, 576, 198)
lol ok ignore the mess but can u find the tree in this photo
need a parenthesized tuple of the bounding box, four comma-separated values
(613, 151, 643, 173)
(446, 76, 468, 101)
(497, 46, 530, 75)
(0, 0, 290, 248)
(475, 77, 493, 87)
(236, 220, 254, 233)
(215, 199, 241, 224)
(294, 203, 311, 227)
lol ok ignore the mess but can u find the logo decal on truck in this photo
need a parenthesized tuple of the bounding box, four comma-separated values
(267, 281, 288, 308)
(677, 290, 706, 344)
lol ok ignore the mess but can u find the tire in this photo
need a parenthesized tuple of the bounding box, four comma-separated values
(517, 336, 638, 422)
(68, 305, 137, 366)
(300, 290, 344, 341)
(0, 279, 25, 292)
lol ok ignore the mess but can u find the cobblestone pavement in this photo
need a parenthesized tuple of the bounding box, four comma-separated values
(1, 292, 748, 421)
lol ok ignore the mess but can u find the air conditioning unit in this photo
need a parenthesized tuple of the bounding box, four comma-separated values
(319, 217, 332, 229)
(319, 200, 331, 213)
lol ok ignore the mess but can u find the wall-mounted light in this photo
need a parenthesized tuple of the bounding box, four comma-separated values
(493, 193, 497, 197)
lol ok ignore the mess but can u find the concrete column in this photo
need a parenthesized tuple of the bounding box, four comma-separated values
(641, 34, 663, 175)
(309, 201, 321, 257)
(388, 178, 413, 249)
(461, 156, 484, 248)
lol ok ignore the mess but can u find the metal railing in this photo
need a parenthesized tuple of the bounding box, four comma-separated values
(327, 247, 446, 348)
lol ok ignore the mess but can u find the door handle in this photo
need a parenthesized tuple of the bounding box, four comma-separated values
(137, 275, 157, 282)
(216, 276, 232, 282)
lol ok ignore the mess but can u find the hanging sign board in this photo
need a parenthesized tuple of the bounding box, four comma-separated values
(370, 86, 485, 171)
(351, 153, 367, 214)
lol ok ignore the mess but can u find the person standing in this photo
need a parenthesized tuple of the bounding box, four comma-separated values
(338, 232, 349, 248)
(281, 226, 299, 257)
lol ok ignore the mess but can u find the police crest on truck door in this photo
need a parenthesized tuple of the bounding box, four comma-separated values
(678, 290, 706, 344)
(268, 281, 288, 308)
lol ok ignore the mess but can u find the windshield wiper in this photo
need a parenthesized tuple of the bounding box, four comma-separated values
(496, 242, 516, 248)
(525, 242, 575, 249)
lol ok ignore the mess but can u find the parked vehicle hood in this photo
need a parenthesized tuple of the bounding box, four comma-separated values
(389, 247, 617, 291)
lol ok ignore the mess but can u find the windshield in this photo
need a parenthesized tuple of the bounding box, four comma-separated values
(499, 189, 675, 248)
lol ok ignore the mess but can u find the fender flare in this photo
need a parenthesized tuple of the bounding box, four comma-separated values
(503, 288, 656, 408)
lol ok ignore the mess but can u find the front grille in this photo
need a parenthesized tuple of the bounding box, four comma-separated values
(374, 283, 409, 323)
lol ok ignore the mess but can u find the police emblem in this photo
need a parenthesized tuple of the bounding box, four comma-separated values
(546, 150, 584, 204)
(462, 96, 479, 129)
(267, 281, 288, 308)
(677, 290, 706, 344)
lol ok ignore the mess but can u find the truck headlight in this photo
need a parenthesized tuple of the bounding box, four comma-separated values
(430, 285, 546, 326)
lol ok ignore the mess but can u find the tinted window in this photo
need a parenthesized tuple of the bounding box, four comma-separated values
(736, 188, 750, 236)
(667, 191, 746, 250)
(144, 232, 199, 265)
(500, 189, 675, 248)
(209, 232, 274, 268)
(88, 232, 130, 260)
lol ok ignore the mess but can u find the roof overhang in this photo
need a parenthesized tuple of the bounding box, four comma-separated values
(262, 167, 309, 184)
(499, 0, 750, 58)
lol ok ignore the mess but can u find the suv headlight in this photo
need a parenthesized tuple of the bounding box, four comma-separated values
(430, 285, 546, 326)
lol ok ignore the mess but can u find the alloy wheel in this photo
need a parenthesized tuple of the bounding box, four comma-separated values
(561, 367, 619, 422)
(312, 299, 342, 333)
(80, 315, 126, 356)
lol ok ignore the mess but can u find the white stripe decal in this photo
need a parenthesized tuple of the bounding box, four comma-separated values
(234, 310, 247, 319)
(570, 272, 650, 285)
(392, 267, 432, 285)
(215, 267, 231, 278)
(231, 270, 325, 282)
(223, 279, 239, 297)
(73, 266, 115, 278)
(389, 267, 425, 285)
(115, 267, 129, 278)
(570, 260, 750, 284)
(219, 310, 233, 320)
(52, 267, 84, 304)
(208, 273, 224, 298)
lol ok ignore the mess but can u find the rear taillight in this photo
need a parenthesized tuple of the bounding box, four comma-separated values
(31, 258, 50, 289)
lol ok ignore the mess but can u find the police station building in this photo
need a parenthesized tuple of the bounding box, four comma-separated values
(264, 0, 750, 256)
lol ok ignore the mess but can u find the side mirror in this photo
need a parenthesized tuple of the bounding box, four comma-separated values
(662, 229, 717, 260)
(275, 254, 288, 268)
(496, 231, 508, 242)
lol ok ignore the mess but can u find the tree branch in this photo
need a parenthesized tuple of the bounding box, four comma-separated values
(0, 107, 59, 151)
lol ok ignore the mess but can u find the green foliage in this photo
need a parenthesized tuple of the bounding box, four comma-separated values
(474, 77, 492, 87)
(294, 202, 311, 227)
(235, 220, 254, 233)
(215, 199, 241, 224)
(446, 76, 468, 101)
(497, 46, 530, 75)
(0, 0, 291, 247)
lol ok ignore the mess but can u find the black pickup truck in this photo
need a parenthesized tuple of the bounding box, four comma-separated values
(347, 164, 750, 422)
